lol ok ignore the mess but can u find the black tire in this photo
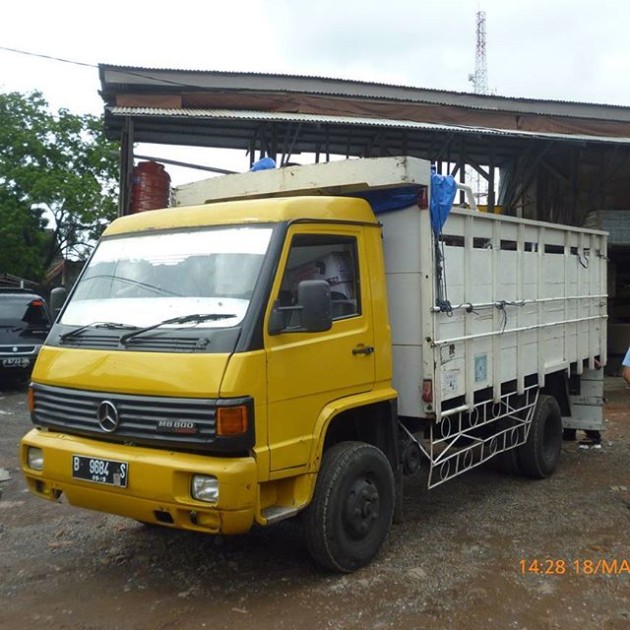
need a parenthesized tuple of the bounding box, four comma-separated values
(517, 394, 563, 478)
(494, 445, 521, 475)
(304, 441, 395, 573)
(494, 423, 524, 475)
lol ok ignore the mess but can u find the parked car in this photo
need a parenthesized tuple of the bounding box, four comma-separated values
(0, 288, 52, 380)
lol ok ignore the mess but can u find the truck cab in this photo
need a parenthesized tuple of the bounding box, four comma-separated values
(21, 190, 400, 572)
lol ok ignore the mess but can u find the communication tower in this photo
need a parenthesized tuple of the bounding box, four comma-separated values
(467, 9, 490, 204)
(469, 10, 489, 95)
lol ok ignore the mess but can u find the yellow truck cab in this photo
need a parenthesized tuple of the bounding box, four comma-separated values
(21, 157, 607, 572)
(21, 191, 398, 572)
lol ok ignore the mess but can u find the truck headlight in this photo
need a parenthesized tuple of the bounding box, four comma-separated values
(27, 447, 44, 471)
(191, 475, 219, 502)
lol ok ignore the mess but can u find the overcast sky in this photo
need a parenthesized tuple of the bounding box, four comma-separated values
(2, 0, 629, 179)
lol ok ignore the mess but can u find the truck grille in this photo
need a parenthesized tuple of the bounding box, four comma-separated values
(0, 344, 37, 354)
(60, 335, 203, 352)
(31, 384, 218, 450)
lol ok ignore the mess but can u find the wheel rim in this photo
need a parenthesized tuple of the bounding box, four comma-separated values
(343, 477, 380, 540)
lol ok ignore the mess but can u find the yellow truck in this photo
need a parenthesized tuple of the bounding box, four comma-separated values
(20, 157, 607, 572)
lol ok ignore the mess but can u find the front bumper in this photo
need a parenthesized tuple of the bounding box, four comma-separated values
(20, 428, 258, 535)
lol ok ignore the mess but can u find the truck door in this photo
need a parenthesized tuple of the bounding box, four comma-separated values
(265, 227, 376, 472)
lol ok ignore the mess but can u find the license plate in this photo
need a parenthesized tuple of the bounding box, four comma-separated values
(2, 357, 30, 368)
(72, 455, 128, 487)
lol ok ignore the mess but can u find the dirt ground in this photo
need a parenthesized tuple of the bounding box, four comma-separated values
(1, 377, 629, 630)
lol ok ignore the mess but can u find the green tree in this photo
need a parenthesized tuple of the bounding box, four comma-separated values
(0, 91, 118, 281)
(0, 189, 49, 280)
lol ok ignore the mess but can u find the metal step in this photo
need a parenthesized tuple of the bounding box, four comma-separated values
(261, 506, 300, 524)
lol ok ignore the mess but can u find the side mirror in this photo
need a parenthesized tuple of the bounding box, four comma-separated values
(268, 279, 332, 335)
(50, 286, 68, 318)
(298, 280, 332, 332)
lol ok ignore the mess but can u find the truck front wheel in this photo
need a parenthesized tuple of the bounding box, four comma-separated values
(304, 441, 395, 573)
(517, 394, 563, 478)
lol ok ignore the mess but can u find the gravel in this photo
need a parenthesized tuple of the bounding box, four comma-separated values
(1, 376, 629, 629)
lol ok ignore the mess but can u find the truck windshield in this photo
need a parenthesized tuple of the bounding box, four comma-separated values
(61, 226, 273, 329)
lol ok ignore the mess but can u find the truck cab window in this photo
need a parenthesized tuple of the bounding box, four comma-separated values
(280, 235, 360, 320)
(64, 226, 273, 329)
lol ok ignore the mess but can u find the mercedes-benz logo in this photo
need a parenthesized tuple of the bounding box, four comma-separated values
(97, 400, 120, 433)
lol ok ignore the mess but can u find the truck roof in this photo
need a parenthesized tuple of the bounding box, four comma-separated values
(174, 156, 431, 207)
(103, 194, 380, 236)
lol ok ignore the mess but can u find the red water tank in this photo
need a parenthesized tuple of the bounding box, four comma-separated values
(130, 161, 171, 212)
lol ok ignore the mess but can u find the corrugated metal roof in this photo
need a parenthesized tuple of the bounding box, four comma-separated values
(100, 64, 630, 117)
(108, 106, 630, 146)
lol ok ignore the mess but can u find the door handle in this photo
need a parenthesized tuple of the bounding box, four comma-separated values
(352, 345, 374, 356)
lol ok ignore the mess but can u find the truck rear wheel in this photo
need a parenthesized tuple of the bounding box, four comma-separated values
(493, 444, 521, 475)
(517, 394, 563, 478)
(493, 418, 525, 475)
(304, 441, 395, 573)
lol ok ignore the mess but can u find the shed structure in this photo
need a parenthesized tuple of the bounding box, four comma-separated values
(98, 65, 630, 358)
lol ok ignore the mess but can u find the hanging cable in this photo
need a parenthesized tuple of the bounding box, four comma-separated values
(0, 45, 226, 91)
(496, 300, 508, 333)
(434, 235, 453, 315)
(0, 45, 97, 69)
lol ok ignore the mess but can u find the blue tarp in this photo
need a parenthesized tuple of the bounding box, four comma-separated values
(245, 159, 457, 233)
(345, 187, 421, 214)
(429, 171, 457, 235)
(249, 157, 277, 172)
(347, 172, 457, 235)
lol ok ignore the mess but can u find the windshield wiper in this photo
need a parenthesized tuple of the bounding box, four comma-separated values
(81, 274, 181, 296)
(60, 321, 136, 342)
(119, 313, 236, 345)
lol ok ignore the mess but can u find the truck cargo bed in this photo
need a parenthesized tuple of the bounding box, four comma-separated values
(380, 203, 607, 419)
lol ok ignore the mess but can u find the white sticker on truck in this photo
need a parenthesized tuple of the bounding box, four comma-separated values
(442, 370, 459, 395)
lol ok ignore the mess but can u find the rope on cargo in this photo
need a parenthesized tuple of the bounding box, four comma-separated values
(434, 237, 453, 316)
(432, 299, 528, 313)
(496, 300, 509, 333)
